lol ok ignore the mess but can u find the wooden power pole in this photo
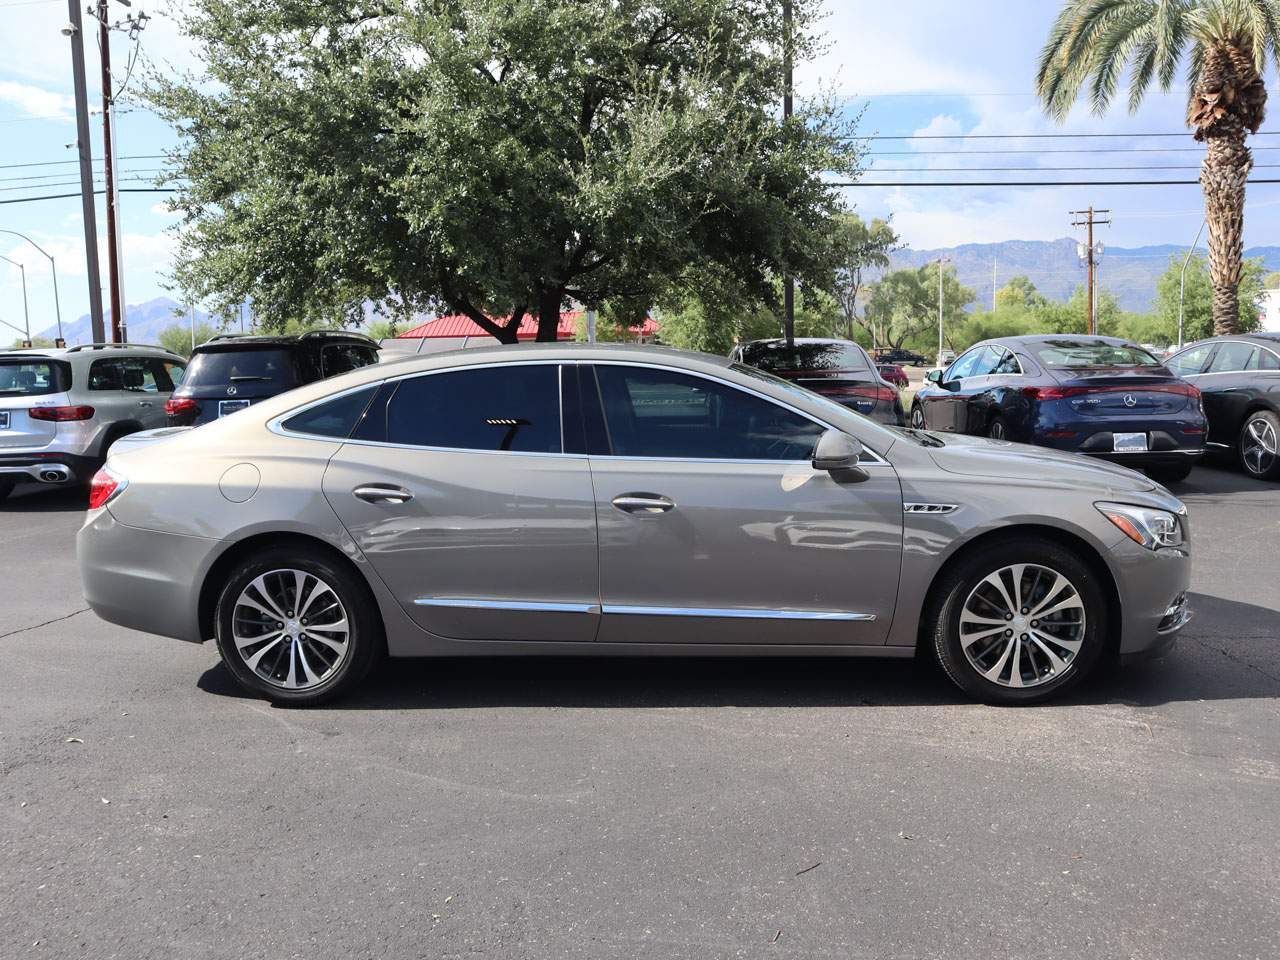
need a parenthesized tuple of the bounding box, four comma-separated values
(1071, 207, 1110, 335)
(782, 0, 794, 347)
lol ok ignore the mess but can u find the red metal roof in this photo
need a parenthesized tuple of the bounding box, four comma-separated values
(397, 310, 657, 340)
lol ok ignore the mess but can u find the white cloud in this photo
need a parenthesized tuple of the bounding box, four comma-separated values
(0, 80, 73, 119)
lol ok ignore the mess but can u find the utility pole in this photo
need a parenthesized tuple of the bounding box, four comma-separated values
(98, 0, 125, 342)
(64, 0, 105, 344)
(936, 256, 950, 361)
(781, 0, 794, 347)
(992, 256, 997, 310)
(1071, 207, 1110, 335)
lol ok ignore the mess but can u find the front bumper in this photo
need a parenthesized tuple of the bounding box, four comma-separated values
(77, 506, 217, 643)
(1110, 536, 1193, 659)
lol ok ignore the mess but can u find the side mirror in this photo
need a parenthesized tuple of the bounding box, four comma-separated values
(812, 429, 869, 483)
(925, 369, 943, 384)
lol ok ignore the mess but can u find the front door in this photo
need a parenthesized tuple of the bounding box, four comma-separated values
(580, 363, 903, 646)
(322, 362, 599, 642)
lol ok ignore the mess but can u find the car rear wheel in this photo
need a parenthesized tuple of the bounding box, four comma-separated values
(987, 416, 1008, 440)
(910, 404, 926, 429)
(1239, 410, 1280, 481)
(926, 538, 1107, 705)
(214, 546, 383, 706)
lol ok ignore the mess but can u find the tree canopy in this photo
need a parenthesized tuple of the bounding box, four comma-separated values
(863, 263, 975, 351)
(149, 0, 861, 343)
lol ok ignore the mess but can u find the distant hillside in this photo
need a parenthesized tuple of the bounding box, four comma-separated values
(36, 296, 216, 345)
(890, 238, 1280, 313)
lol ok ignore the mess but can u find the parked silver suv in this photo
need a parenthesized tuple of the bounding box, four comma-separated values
(0, 343, 186, 502)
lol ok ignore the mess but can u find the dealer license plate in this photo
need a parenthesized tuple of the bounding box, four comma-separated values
(218, 399, 251, 417)
(1114, 432, 1148, 453)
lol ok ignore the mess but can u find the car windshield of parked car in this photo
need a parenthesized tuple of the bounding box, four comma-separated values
(0, 360, 65, 396)
(183, 348, 300, 390)
(739, 341, 867, 372)
(1031, 342, 1160, 369)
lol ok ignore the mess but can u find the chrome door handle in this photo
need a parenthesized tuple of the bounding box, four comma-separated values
(353, 484, 414, 505)
(612, 493, 675, 515)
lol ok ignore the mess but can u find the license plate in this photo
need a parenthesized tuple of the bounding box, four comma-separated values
(218, 399, 251, 417)
(1114, 431, 1148, 452)
(0, 411, 8, 429)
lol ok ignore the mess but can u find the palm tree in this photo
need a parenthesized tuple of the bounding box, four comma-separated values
(1038, 0, 1280, 335)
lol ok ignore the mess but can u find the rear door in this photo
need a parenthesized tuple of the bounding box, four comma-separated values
(0, 357, 68, 449)
(581, 362, 903, 646)
(1196, 341, 1261, 446)
(321, 362, 600, 643)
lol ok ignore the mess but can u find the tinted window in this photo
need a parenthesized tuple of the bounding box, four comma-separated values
(0, 360, 67, 396)
(160, 360, 186, 388)
(1207, 341, 1258, 373)
(593, 365, 824, 460)
(945, 349, 983, 381)
(1032, 341, 1159, 369)
(1166, 343, 1214, 376)
(739, 341, 868, 373)
(386, 364, 561, 453)
(183, 349, 300, 390)
(991, 349, 1022, 375)
(282, 386, 378, 439)
(1258, 348, 1280, 371)
(88, 357, 159, 392)
(321, 344, 378, 377)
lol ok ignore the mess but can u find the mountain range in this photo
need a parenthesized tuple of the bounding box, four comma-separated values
(890, 238, 1280, 313)
(36, 297, 215, 346)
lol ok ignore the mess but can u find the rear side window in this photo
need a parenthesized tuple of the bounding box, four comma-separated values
(1207, 341, 1258, 373)
(282, 386, 378, 438)
(385, 364, 561, 453)
(183, 349, 300, 391)
(592, 365, 824, 461)
(0, 360, 68, 396)
(1258, 349, 1280, 371)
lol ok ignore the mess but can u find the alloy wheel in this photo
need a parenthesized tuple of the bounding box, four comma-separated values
(911, 406, 926, 429)
(959, 563, 1085, 688)
(231, 568, 350, 689)
(988, 420, 1006, 440)
(1242, 416, 1278, 476)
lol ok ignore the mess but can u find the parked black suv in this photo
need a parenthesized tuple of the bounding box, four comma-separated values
(166, 331, 379, 426)
(872, 347, 929, 367)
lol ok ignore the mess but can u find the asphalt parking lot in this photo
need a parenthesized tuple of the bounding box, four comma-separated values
(2, 463, 1278, 960)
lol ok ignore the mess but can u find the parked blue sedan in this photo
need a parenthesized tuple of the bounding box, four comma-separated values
(909, 335, 1207, 483)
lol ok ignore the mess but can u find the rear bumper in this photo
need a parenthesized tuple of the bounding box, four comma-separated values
(0, 451, 98, 485)
(1088, 448, 1204, 468)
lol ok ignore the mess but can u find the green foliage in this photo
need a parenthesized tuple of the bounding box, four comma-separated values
(864, 263, 975, 351)
(994, 275, 1047, 312)
(149, 0, 862, 344)
(831, 213, 899, 343)
(1264, 270, 1280, 290)
(158, 323, 222, 358)
(9, 337, 55, 349)
(1153, 252, 1266, 342)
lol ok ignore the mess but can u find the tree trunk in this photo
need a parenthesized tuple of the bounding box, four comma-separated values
(1201, 125, 1249, 335)
(536, 288, 563, 342)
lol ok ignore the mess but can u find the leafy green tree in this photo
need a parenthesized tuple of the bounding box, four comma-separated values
(830, 214, 898, 344)
(864, 263, 974, 351)
(1153, 252, 1265, 343)
(158, 323, 222, 358)
(9, 336, 55, 349)
(1038, 0, 1280, 335)
(150, 0, 860, 344)
(1264, 270, 1280, 289)
(994, 275, 1047, 312)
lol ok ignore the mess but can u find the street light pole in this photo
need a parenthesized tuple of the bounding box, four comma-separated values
(937, 256, 950, 361)
(0, 255, 30, 344)
(64, 0, 106, 344)
(1178, 220, 1207, 350)
(0, 229, 63, 344)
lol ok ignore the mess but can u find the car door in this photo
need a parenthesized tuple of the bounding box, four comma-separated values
(320, 362, 600, 643)
(954, 346, 1003, 434)
(581, 362, 903, 646)
(1197, 342, 1258, 446)
(924, 348, 983, 432)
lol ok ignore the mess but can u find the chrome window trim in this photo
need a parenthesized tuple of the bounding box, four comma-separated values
(415, 598, 600, 614)
(1188, 339, 1280, 375)
(268, 356, 892, 465)
(602, 604, 876, 622)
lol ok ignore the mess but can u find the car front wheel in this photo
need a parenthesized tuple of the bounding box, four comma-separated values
(926, 538, 1107, 705)
(214, 546, 383, 705)
(1239, 410, 1280, 481)
(910, 404, 926, 429)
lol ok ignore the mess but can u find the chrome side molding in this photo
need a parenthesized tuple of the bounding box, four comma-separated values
(414, 598, 600, 614)
(413, 598, 876, 622)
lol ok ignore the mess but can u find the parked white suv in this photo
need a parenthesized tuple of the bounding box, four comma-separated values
(0, 343, 186, 502)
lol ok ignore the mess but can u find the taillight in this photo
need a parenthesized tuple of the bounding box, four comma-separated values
(88, 467, 127, 510)
(165, 397, 200, 417)
(1022, 383, 1200, 401)
(29, 405, 95, 422)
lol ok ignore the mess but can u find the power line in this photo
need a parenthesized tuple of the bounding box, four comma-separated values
(867, 146, 1280, 156)
(0, 154, 165, 171)
(865, 163, 1280, 173)
(854, 131, 1280, 141)
(0, 187, 174, 206)
(837, 178, 1280, 187)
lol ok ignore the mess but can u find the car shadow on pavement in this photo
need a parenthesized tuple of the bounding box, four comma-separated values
(1171, 459, 1275, 497)
(2, 485, 87, 513)
(197, 589, 1280, 710)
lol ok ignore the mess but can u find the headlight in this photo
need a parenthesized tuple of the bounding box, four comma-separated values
(1096, 502, 1184, 550)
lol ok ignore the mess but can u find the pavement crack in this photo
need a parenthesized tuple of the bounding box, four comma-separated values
(1188, 635, 1280, 685)
(0, 608, 90, 641)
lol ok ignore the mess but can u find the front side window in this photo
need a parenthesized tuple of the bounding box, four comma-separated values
(1258, 348, 1280, 371)
(1165, 343, 1214, 377)
(385, 364, 561, 453)
(592, 365, 824, 461)
(944, 349, 984, 382)
(1207, 341, 1258, 374)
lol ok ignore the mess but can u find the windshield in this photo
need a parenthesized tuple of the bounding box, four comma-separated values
(739, 341, 868, 372)
(1032, 341, 1160, 369)
(0, 360, 68, 397)
(183, 348, 299, 391)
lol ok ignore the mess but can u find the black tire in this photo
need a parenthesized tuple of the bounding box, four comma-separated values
(910, 404, 926, 429)
(1146, 462, 1194, 484)
(214, 545, 383, 705)
(0, 479, 14, 504)
(1238, 409, 1280, 481)
(926, 537, 1109, 705)
(987, 415, 1008, 440)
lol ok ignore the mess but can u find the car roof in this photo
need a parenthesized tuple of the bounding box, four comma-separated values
(738, 338, 863, 348)
(990, 334, 1136, 347)
(0, 344, 183, 361)
(193, 331, 380, 352)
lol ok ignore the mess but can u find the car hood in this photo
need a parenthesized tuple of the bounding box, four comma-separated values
(926, 432, 1158, 494)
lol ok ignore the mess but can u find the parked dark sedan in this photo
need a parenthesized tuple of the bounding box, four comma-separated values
(1165, 333, 1280, 481)
(909, 335, 1206, 483)
(732, 338, 905, 426)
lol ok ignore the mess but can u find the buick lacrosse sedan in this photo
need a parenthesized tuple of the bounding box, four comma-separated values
(77, 344, 1191, 706)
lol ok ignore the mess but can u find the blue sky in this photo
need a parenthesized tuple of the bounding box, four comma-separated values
(3, 0, 1280, 334)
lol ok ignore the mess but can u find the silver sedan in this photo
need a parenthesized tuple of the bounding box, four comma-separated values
(77, 344, 1192, 706)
